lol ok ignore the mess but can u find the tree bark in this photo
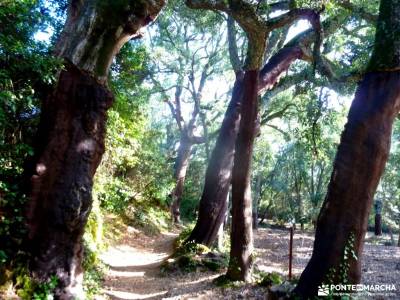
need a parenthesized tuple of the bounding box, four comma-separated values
(186, 71, 244, 246)
(374, 200, 383, 235)
(25, 1, 164, 298)
(226, 70, 259, 282)
(398, 229, 400, 247)
(374, 214, 382, 236)
(294, 72, 400, 298)
(294, 0, 400, 297)
(253, 173, 262, 230)
(185, 1, 323, 246)
(187, 45, 305, 246)
(170, 137, 192, 223)
(26, 63, 113, 298)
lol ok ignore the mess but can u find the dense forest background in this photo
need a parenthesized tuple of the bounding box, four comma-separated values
(0, 0, 399, 299)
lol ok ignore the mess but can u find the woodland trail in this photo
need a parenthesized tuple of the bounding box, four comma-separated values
(100, 227, 178, 299)
(99, 226, 400, 300)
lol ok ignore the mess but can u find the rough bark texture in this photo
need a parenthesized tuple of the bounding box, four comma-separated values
(294, 0, 400, 297)
(187, 46, 307, 246)
(187, 72, 244, 246)
(170, 137, 192, 223)
(294, 72, 400, 297)
(27, 63, 113, 298)
(56, 0, 164, 81)
(25, 1, 165, 298)
(252, 173, 261, 230)
(187, 45, 305, 246)
(226, 70, 259, 282)
(185, 0, 323, 247)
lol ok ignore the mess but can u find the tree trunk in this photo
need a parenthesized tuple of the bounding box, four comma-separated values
(188, 44, 303, 246)
(226, 70, 259, 282)
(216, 219, 225, 251)
(170, 137, 192, 223)
(26, 63, 113, 298)
(294, 71, 400, 297)
(374, 199, 383, 236)
(374, 214, 382, 236)
(252, 211, 258, 230)
(294, 0, 400, 294)
(186, 72, 244, 246)
(215, 191, 229, 251)
(259, 210, 267, 225)
(25, 1, 164, 298)
(253, 173, 261, 230)
(398, 229, 400, 247)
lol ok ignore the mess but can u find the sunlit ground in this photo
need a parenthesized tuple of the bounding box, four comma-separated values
(100, 226, 400, 300)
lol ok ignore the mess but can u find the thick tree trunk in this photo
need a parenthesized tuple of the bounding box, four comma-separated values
(294, 0, 400, 297)
(186, 72, 244, 246)
(170, 137, 192, 223)
(294, 71, 400, 297)
(188, 45, 303, 246)
(26, 64, 113, 298)
(25, 1, 164, 298)
(226, 70, 259, 282)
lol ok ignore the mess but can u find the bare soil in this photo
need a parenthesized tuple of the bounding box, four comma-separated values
(100, 227, 400, 300)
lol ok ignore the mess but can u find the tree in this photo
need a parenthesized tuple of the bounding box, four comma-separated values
(186, 0, 322, 281)
(294, 0, 400, 297)
(150, 7, 225, 222)
(24, 1, 164, 298)
(186, 0, 324, 247)
(374, 200, 383, 235)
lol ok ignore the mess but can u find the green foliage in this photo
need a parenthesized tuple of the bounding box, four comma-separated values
(0, 0, 61, 271)
(161, 225, 229, 274)
(174, 225, 210, 256)
(94, 92, 174, 216)
(82, 240, 107, 299)
(256, 271, 284, 287)
(124, 204, 172, 235)
(162, 248, 228, 274)
(16, 273, 58, 300)
(94, 41, 174, 218)
(0, 1, 398, 298)
(213, 274, 244, 288)
(325, 232, 357, 285)
(254, 87, 346, 226)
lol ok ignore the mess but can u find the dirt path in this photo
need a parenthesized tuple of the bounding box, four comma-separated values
(100, 227, 400, 300)
(100, 227, 178, 299)
(100, 227, 221, 300)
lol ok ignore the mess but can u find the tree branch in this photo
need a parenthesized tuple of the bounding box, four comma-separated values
(227, 15, 242, 72)
(260, 103, 294, 125)
(337, 0, 378, 23)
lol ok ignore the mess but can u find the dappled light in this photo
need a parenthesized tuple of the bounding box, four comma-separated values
(1, 0, 400, 299)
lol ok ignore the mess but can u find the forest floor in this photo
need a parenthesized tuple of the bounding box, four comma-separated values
(99, 225, 400, 300)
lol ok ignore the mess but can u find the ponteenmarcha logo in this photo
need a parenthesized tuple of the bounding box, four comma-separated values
(318, 285, 330, 296)
(317, 283, 397, 297)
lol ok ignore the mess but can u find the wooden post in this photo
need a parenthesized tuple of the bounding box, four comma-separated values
(289, 226, 294, 280)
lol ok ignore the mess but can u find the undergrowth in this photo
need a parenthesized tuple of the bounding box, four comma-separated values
(161, 224, 229, 274)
